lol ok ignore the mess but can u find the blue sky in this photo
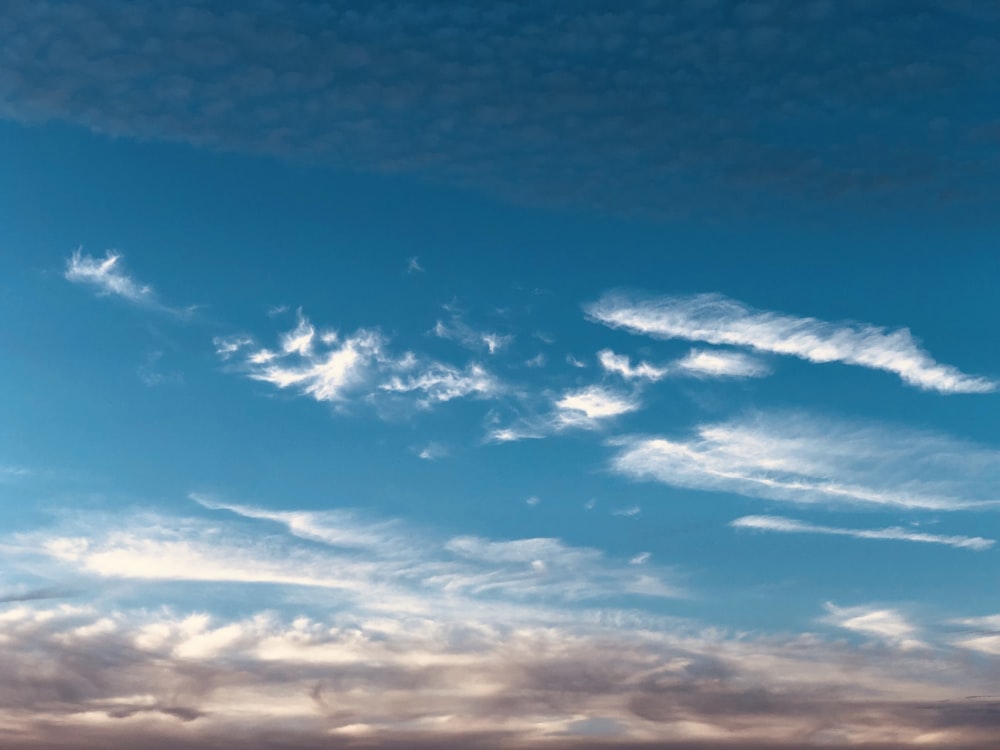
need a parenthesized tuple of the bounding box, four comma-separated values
(2, 2, 1000, 748)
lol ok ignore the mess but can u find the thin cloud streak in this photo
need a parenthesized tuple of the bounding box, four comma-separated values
(587, 292, 996, 393)
(732, 515, 994, 551)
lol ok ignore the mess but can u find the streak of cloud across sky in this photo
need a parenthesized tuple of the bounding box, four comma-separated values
(2, 2, 999, 748)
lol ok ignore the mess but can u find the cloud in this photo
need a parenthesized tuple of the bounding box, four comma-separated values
(487, 384, 640, 443)
(407, 256, 425, 273)
(220, 311, 502, 412)
(610, 411, 1000, 510)
(0, 597, 998, 750)
(822, 603, 925, 649)
(554, 385, 640, 429)
(432, 314, 513, 355)
(4, 501, 999, 748)
(30, 499, 680, 610)
(587, 292, 995, 393)
(597, 350, 671, 381)
(381, 362, 500, 405)
(675, 349, 770, 378)
(598, 347, 768, 381)
(950, 614, 1000, 656)
(732, 515, 994, 551)
(65, 249, 191, 316)
(6, 2, 1000, 217)
(416, 442, 447, 460)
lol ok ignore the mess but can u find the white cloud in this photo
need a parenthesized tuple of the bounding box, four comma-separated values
(381, 362, 500, 404)
(597, 349, 671, 381)
(25, 500, 683, 615)
(407, 256, 425, 273)
(250, 328, 384, 401)
(675, 348, 770, 378)
(732, 515, 994, 551)
(587, 292, 996, 393)
(612, 506, 641, 518)
(610, 412, 1000, 510)
(950, 614, 1000, 655)
(487, 384, 639, 442)
(222, 311, 502, 412)
(432, 314, 512, 355)
(65, 248, 191, 315)
(554, 385, 639, 429)
(65, 249, 153, 303)
(416, 442, 448, 460)
(213, 335, 254, 359)
(822, 603, 925, 649)
(598, 347, 768, 381)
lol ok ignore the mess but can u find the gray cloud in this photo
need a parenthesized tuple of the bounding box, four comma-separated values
(4, 1, 1000, 216)
(0, 602, 997, 749)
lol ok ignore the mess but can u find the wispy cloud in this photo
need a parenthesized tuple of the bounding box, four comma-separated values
(487, 384, 640, 442)
(732, 515, 994, 551)
(610, 412, 1000, 510)
(598, 347, 768, 381)
(24, 499, 682, 618)
(950, 614, 1000, 656)
(597, 349, 671, 381)
(407, 256, 425, 273)
(554, 385, 640, 429)
(588, 292, 996, 393)
(380, 362, 500, 405)
(65, 249, 191, 316)
(220, 311, 502, 412)
(432, 310, 513, 355)
(822, 603, 925, 649)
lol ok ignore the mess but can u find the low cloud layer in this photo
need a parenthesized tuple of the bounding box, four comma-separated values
(588, 292, 996, 393)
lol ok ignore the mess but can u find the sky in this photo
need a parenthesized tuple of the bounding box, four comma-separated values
(1, 1, 1000, 748)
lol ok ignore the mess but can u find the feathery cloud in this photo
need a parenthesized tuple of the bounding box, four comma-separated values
(220, 311, 502, 412)
(732, 515, 994, 551)
(588, 292, 995, 393)
(65, 249, 191, 316)
(610, 412, 1000, 510)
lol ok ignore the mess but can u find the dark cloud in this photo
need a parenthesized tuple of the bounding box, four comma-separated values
(2, 1, 999, 216)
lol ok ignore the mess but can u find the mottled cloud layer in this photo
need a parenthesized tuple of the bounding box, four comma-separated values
(588, 292, 996, 393)
(5, 1, 1000, 215)
(610, 411, 1000, 510)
